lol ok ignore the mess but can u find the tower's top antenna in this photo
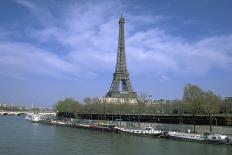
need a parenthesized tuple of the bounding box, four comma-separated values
(119, 14, 125, 23)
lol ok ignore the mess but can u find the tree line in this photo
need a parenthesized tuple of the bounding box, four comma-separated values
(54, 84, 232, 115)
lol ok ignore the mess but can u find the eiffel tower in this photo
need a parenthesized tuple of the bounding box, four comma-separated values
(106, 15, 137, 99)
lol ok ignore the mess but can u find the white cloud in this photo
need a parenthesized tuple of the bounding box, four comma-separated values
(127, 30, 232, 75)
(160, 75, 170, 82)
(0, 41, 96, 79)
(1, 0, 232, 79)
(14, 0, 55, 27)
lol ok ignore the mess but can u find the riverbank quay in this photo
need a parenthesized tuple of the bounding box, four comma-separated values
(70, 113, 232, 126)
(40, 118, 165, 137)
(57, 112, 232, 134)
(41, 117, 219, 134)
(36, 117, 232, 145)
(40, 118, 117, 132)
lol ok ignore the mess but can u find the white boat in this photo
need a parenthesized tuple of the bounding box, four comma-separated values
(25, 115, 31, 120)
(115, 126, 162, 136)
(204, 133, 229, 144)
(167, 131, 204, 142)
(25, 114, 41, 122)
(167, 131, 229, 144)
(56, 121, 67, 125)
(77, 123, 91, 128)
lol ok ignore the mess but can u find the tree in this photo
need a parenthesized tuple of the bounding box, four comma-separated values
(203, 91, 220, 114)
(203, 91, 221, 132)
(83, 97, 95, 114)
(183, 84, 205, 132)
(55, 97, 82, 113)
(136, 93, 147, 127)
(137, 93, 147, 113)
(183, 84, 222, 132)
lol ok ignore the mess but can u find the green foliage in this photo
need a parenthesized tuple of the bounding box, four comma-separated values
(183, 84, 205, 114)
(183, 84, 221, 115)
(55, 97, 81, 113)
(54, 85, 223, 116)
(203, 91, 221, 114)
(137, 93, 148, 114)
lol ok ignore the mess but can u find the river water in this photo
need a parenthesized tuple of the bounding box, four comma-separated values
(0, 116, 231, 155)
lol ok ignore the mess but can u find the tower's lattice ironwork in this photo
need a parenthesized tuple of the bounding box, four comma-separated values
(106, 15, 137, 99)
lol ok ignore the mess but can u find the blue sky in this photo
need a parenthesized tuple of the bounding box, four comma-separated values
(0, 0, 232, 107)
